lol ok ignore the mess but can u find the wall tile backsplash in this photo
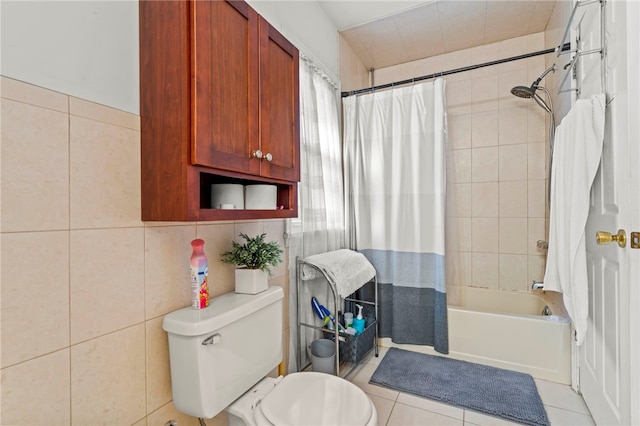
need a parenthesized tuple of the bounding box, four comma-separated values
(1, 76, 288, 425)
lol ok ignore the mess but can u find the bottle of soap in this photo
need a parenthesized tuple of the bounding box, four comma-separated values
(353, 304, 365, 335)
(190, 239, 209, 309)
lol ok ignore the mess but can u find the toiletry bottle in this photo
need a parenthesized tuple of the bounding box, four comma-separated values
(353, 304, 365, 335)
(344, 312, 354, 328)
(190, 239, 209, 309)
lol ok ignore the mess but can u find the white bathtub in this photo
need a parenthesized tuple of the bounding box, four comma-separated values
(380, 287, 572, 384)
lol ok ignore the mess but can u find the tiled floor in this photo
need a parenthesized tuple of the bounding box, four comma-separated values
(345, 347, 595, 426)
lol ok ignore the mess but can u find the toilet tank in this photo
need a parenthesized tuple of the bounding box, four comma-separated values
(162, 286, 283, 419)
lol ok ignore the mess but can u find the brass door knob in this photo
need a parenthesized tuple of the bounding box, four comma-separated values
(596, 229, 626, 248)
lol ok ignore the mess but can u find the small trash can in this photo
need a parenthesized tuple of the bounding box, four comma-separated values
(310, 339, 336, 374)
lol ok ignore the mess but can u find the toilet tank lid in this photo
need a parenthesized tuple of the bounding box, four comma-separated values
(162, 286, 283, 337)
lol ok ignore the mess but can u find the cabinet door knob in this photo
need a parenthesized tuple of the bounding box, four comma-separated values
(264, 152, 273, 162)
(252, 150, 263, 159)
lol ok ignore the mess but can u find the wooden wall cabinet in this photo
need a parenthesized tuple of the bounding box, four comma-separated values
(140, 0, 299, 221)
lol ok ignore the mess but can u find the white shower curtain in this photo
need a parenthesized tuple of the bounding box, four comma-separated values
(343, 80, 449, 353)
(287, 56, 344, 372)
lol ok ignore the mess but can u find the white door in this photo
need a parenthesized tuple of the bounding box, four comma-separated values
(580, 1, 640, 425)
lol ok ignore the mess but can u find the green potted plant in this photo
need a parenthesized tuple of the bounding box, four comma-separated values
(221, 233, 283, 294)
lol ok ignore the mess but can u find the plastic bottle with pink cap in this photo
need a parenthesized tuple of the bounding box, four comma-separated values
(190, 239, 209, 309)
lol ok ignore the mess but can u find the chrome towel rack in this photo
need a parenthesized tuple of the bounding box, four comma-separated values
(556, 0, 610, 104)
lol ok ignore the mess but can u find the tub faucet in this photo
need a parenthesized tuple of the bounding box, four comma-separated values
(532, 281, 545, 290)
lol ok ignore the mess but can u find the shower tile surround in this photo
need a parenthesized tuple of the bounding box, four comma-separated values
(365, 32, 549, 299)
(0, 77, 288, 424)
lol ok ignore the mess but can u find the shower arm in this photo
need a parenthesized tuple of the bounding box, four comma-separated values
(533, 65, 556, 87)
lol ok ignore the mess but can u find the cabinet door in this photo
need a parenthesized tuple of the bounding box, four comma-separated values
(258, 17, 300, 182)
(191, 0, 260, 176)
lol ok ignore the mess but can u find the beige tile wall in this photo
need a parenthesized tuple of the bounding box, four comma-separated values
(339, 35, 370, 94)
(342, 33, 550, 298)
(0, 76, 289, 425)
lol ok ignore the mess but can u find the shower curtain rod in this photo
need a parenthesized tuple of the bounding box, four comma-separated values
(341, 42, 571, 98)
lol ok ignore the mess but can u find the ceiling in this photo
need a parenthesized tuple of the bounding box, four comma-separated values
(317, 0, 557, 70)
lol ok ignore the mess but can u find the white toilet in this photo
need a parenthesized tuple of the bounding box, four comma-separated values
(162, 286, 378, 425)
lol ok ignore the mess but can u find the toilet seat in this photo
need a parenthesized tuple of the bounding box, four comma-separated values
(257, 372, 373, 425)
(228, 372, 375, 426)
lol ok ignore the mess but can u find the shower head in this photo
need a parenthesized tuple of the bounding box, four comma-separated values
(510, 85, 537, 98)
(510, 65, 557, 99)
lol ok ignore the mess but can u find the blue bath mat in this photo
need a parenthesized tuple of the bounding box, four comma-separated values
(370, 348, 550, 426)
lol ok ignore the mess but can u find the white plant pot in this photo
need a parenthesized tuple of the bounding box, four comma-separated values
(235, 268, 269, 294)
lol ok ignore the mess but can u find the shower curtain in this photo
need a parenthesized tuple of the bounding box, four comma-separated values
(343, 79, 449, 353)
(287, 56, 344, 372)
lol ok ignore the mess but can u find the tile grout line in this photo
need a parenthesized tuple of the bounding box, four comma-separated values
(143, 221, 148, 422)
(67, 92, 73, 425)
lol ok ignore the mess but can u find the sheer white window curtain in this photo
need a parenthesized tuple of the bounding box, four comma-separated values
(287, 56, 344, 372)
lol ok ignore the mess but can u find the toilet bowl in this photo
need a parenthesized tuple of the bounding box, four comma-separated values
(162, 286, 377, 424)
(226, 372, 377, 426)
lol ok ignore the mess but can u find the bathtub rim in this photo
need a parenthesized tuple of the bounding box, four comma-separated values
(378, 303, 572, 385)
